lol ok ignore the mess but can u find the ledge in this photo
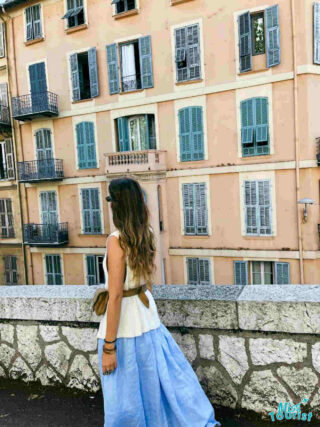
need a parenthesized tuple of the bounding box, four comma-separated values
(24, 36, 45, 46)
(175, 78, 203, 86)
(65, 23, 88, 34)
(170, 0, 194, 5)
(113, 8, 139, 19)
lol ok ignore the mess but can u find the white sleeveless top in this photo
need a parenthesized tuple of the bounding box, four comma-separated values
(96, 230, 161, 339)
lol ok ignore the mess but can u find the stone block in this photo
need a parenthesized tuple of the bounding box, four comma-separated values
(249, 338, 307, 365)
(199, 334, 215, 360)
(218, 336, 248, 384)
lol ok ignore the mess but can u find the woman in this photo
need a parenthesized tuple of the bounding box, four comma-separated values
(96, 177, 221, 427)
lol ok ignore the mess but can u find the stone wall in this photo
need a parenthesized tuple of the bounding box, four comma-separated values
(1, 284, 320, 420)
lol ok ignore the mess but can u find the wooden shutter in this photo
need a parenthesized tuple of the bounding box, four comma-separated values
(186, 24, 201, 80)
(255, 97, 269, 143)
(265, 5, 280, 67)
(258, 180, 272, 235)
(45, 255, 63, 285)
(175, 27, 187, 82)
(32, 5, 42, 39)
(106, 43, 120, 94)
(139, 36, 153, 89)
(244, 180, 258, 234)
(0, 199, 14, 238)
(182, 183, 195, 234)
(40, 191, 57, 225)
(4, 255, 18, 285)
(238, 12, 252, 73)
(195, 182, 208, 235)
(76, 122, 86, 168)
(314, 3, 320, 64)
(0, 83, 8, 107)
(4, 139, 15, 180)
(86, 255, 97, 285)
(186, 258, 198, 285)
(275, 262, 290, 284)
(234, 261, 248, 285)
(85, 122, 97, 168)
(146, 114, 156, 149)
(25, 7, 33, 41)
(241, 99, 254, 145)
(88, 47, 99, 98)
(199, 258, 210, 285)
(191, 106, 204, 160)
(117, 117, 130, 151)
(0, 23, 5, 58)
(179, 108, 192, 161)
(81, 188, 101, 234)
(70, 53, 80, 101)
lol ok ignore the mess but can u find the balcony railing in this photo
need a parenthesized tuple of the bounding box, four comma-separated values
(23, 222, 68, 246)
(121, 73, 141, 92)
(12, 91, 58, 121)
(17, 159, 64, 182)
(105, 149, 167, 175)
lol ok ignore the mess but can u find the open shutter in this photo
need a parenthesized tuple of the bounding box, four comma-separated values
(275, 262, 290, 284)
(88, 47, 99, 98)
(25, 8, 33, 41)
(106, 43, 120, 94)
(199, 258, 210, 285)
(241, 99, 254, 145)
(179, 108, 192, 161)
(191, 106, 204, 160)
(245, 180, 258, 234)
(70, 53, 80, 102)
(90, 188, 101, 233)
(182, 183, 195, 235)
(238, 12, 252, 73)
(187, 258, 198, 285)
(86, 255, 97, 285)
(195, 183, 208, 235)
(186, 24, 201, 80)
(258, 180, 272, 235)
(146, 114, 156, 149)
(175, 27, 187, 82)
(76, 123, 87, 168)
(255, 97, 269, 142)
(234, 261, 248, 285)
(0, 83, 8, 107)
(117, 117, 130, 151)
(0, 23, 5, 58)
(314, 3, 320, 64)
(84, 122, 97, 168)
(32, 5, 42, 39)
(265, 4, 280, 67)
(139, 36, 153, 89)
(5, 139, 15, 180)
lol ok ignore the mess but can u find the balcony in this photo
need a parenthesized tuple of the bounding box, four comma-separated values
(17, 159, 63, 182)
(12, 91, 58, 121)
(23, 223, 68, 246)
(105, 150, 167, 176)
(0, 105, 11, 135)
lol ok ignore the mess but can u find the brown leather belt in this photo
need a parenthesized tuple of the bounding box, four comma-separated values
(108, 284, 149, 308)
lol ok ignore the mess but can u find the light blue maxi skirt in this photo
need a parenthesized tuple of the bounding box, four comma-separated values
(97, 322, 221, 427)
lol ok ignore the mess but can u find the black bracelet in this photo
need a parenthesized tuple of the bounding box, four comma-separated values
(104, 338, 117, 344)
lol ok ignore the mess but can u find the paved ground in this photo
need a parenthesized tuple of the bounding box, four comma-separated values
(0, 379, 318, 426)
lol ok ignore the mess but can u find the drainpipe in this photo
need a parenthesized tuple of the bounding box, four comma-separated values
(0, 5, 33, 285)
(290, 0, 304, 284)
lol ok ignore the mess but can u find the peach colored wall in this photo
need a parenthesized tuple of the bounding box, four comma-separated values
(63, 254, 85, 285)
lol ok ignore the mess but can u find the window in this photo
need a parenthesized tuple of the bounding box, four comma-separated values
(25, 4, 42, 41)
(70, 48, 99, 101)
(244, 180, 272, 236)
(238, 5, 280, 73)
(314, 3, 320, 64)
(62, 0, 85, 29)
(187, 258, 211, 285)
(182, 183, 208, 235)
(76, 122, 97, 168)
(234, 260, 289, 285)
(4, 256, 18, 285)
(81, 188, 102, 234)
(116, 114, 156, 151)
(106, 36, 153, 94)
(40, 191, 58, 225)
(0, 199, 14, 238)
(179, 106, 204, 161)
(112, 0, 136, 14)
(45, 254, 63, 285)
(0, 139, 15, 180)
(241, 97, 269, 157)
(0, 23, 5, 58)
(86, 255, 105, 285)
(174, 24, 201, 82)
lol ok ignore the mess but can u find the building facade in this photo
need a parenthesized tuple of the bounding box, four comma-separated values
(2, 0, 320, 286)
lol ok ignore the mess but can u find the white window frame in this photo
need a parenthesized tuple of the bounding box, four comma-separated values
(43, 253, 65, 285)
(23, 3, 44, 43)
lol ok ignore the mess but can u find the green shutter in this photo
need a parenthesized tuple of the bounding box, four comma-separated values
(265, 5, 280, 67)
(195, 183, 208, 235)
(139, 36, 153, 89)
(106, 43, 120, 94)
(275, 262, 290, 284)
(238, 12, 252, 73)
(45, 255, 63, 285)
(234, 261, 248, 285)
(314, 3, 320, 64)
(199, 258, 210, 285)
(76, 122, 97, 168)
(241, 99, 254, 145)
(76, 122, 86, 168)
(88, 47, 99, 98)
(255, 97, 269, 143)
(191, 106, 204, 160)
(179, 108, 192, 161)
(182, 183, 195, 234)
(146, 114, 156, 149)
(117, 117, 130, 151)
(4, 139, 15, 180)
(86, 255, 97, 285)
(81, 188, 101, 234)
(186, 258, 198, 284)
(70, 53, 80, 101)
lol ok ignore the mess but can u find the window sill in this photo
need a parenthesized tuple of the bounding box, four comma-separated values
(171, 0, 194, 5)
(119, 88, 144, 95)
(24, 36, 45, 46)
(243, 235, 275, 239)
(175, 78, 203, 86)
(65, 23, 88, 34)
(72, 97, 94, 104)
(113, 8, 139, 20)
(238, 67, 269, 76)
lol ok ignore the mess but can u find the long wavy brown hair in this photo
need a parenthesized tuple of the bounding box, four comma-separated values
(108, 177, 156, 290)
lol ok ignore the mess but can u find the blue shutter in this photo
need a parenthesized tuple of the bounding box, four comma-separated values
(45, 255, 63, 285)
(81, 188, 101, 234)
(25, 8, 33, 41)
(139, 36, 153, 89)
(275, 262, 290, 284)
(76, 122, 97, 169)
(186, 24, 201, 80)
(117, 117, 130, 151)
(234, 261, 248, 285)
(182, 183, 195, 234)
(195, 183, 208, 235)
(241, 99, 254, 146)
(106, 43, 120, 94)
(146, 114, 156, 149)
(76, 122, 86, 168)
(314, 3, 320, 64)
(238, 12, 252, 73)
(29, 62, 47, 95)
(191, 106, 204, 160)
(199, 258, 210, 285)
(88, 47, 99, 98)
(187, 258, 198, 285)
(265, 5, 280, 67)
(258, 180, 272, 235)
(86, 255, 97, 285)
(32, 5, 42, 39)
(179, 108, 192, 161)
(70, 53, 80, 101)
(255, 97, 269, 143)
(244, 180, 258, 235)
(175, 27, 187, 82)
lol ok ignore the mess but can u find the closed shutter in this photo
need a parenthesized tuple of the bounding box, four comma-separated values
(86, 255, 97, 285)
(4, 139, 15, 180)
(195, 182, 208, 235)
(0, 23, 5, 59)
(40, 191, 57, 225)
(258, 180, 272, 235)
(106, 43, 120, 94)
(32, 5, 42, 39)
(238, 11, 252, 73)
(139, 36, 153, 89)
(0, 199, 14, 238)
(314, 3, 320, 64)
(186, 24, 201, 80)
(45, 255, 63, 285)
(70, 53, 80, 101)
(241, 99, 254, 145)
(29, 62, 47, 95)
(4, 255, 18, 285)
(275, 262, 290, 284)
(199, 258, 210, 285)
(0, 83, 8, 107)
(179, 108, 192, 161)
(182, 183, 195, 235)
(186, 258, 198, 285)
(146, 114, 156, 149)
(117, 117, 130, 151)
(234, 261, 248, 285)
(81, 188, 101, 234)
(191, 106, 204, 160)
(255, 97, 269, 143)
(244, 180, 258, 234)
(265, 5, 280, 67)
(76, 122, 97, 168)
(25, 7, 33, 41)
(88, 47, 99, 98)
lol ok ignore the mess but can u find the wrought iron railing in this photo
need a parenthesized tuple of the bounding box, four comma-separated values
(12, 91, 58, 118)
(17, 159, 63, 182)
(121, 73, 141, 92)
(23, 222, 68, 245)
(0, 105, 11, 126)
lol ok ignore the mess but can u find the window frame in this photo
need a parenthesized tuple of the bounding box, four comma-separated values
(86, 254, 105, 285)
(64, 0, 86, 29)
(44, 254, 64, 285)
(4, 255, 18, 285)
(24, 3, 43, 42)
(182, 182, 208, 236)
(114, 0, 136, 15)
(80, 187, 103, 235)
(186, 257, 211, 285)
(174, 23, 201, 83)
(0, 198, 14, 238)
(244, 179, 272, 236)
(250, 12, 266, 56)
(69, 47, 99, 102)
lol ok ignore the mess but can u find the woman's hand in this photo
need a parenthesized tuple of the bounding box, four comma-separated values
(102, 350, 117, 375)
